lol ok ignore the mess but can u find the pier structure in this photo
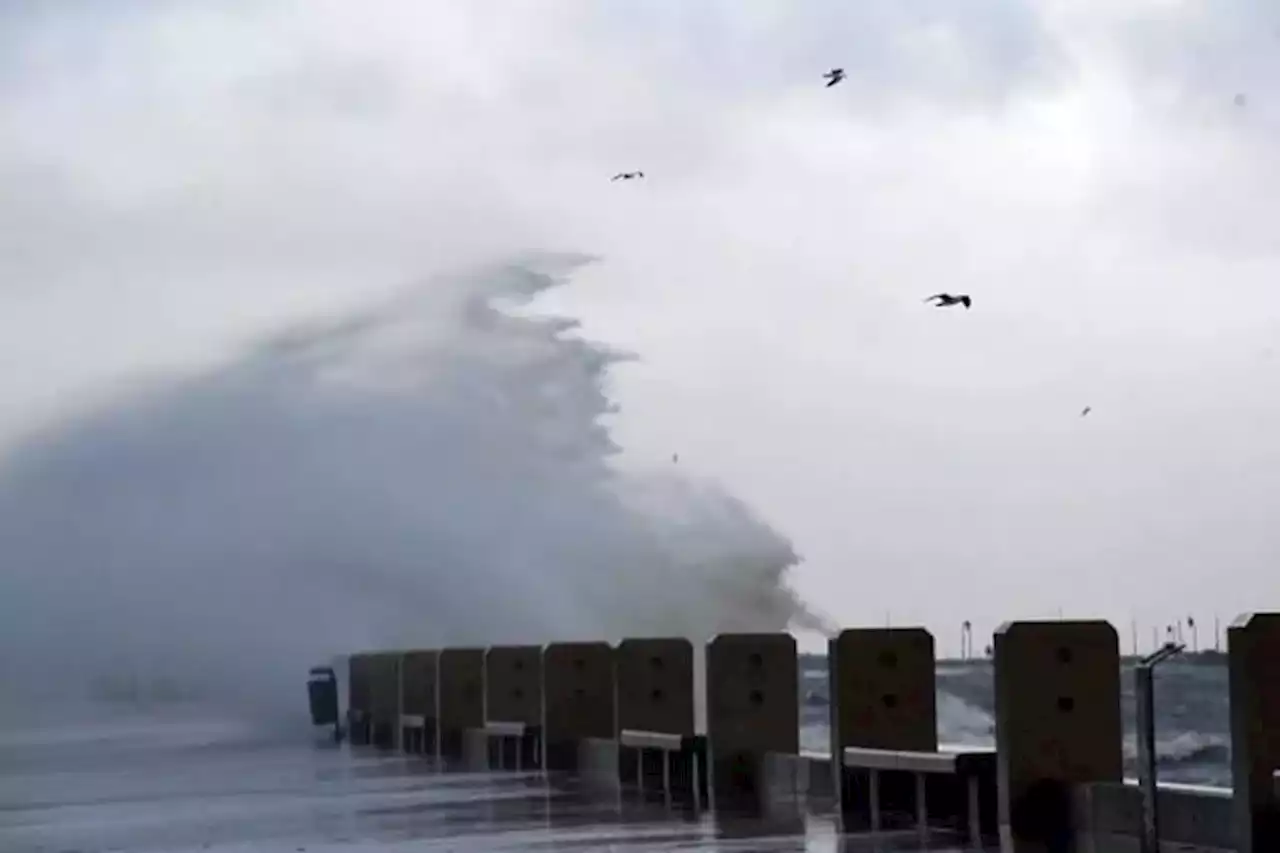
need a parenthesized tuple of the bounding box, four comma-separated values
(335, 613, 1280, 852)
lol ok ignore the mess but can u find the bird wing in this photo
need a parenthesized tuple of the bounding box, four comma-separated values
(923, 293, 946, 302)
(959, 296, 971, 307)
(611, 174, 623, 181)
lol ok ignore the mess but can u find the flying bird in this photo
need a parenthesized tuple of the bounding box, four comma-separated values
(823, 68, 846, 88)
(672, 453, 679, 464)
(923, 293, 972, 309)
(1081, 406, 1092, 417)
(611, 171, 645, 181)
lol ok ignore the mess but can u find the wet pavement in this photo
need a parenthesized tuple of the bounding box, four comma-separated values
(0, 707, 967, 852)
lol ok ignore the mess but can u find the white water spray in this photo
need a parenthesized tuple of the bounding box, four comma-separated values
(0, 254, 827, 720)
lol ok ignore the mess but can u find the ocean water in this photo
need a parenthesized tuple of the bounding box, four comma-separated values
(798, 658, 1232, 788)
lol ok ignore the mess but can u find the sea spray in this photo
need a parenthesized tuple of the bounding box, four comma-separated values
(0, 254, 828, 721)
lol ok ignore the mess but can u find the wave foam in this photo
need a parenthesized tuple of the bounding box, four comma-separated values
(0, 254, 827, 721)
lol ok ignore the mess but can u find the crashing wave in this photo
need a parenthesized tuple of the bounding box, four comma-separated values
(0, 254, 827, 721)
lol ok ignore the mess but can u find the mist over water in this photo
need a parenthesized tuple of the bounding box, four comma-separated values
(0, 254, 828, 721)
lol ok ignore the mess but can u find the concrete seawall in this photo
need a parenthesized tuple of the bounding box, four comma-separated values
(330, 614, 1280, 852)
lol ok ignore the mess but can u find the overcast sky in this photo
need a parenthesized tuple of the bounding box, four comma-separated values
(3, 0, 1279, 655)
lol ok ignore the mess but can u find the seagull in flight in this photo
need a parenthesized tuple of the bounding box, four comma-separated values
(1081, 406, 1092, 417)
(923, 293, 972, 309)
(822, 68, 846, 88)
(611, 171, 645, 181)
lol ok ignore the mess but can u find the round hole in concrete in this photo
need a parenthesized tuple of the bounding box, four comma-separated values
(881, 693, 898, 709)
(649, 656, 664, 671)
(513, 688, 524, 700)
(748, 689, 765, 706)
(1056, 647, 1073, 664)
(1057, 695, 1074, 712)
(513, 660, 525, 672)
(747, 653, 764, 670)
(650, 688, 664, 703)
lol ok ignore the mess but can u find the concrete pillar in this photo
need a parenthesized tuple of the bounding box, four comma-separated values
(829, 627, 938, 827)
(829, 626, 938, 752)
(485, 645, 543, 770)
(615, 637, 703, 802)
(616, 637, 695, 736)
(542, 642, 615, 770)
(438, 647, 484, 761)
(368, 651, 403, 750)
(400, 649, 438, 756)
(1228, 612, 1280, 853)
(346, 652, 373, 745)
(706, 632, 798, 807)
(485, 645, 543, 724)
(994, 620, 1121, 853)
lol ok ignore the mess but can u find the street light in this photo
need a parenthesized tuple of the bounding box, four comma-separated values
(1136, 641, 1185, 853)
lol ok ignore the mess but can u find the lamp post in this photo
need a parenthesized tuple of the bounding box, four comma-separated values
(1136, 641, 1185, 853)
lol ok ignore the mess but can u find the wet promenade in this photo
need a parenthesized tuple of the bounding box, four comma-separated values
(0, 707, 966, 853)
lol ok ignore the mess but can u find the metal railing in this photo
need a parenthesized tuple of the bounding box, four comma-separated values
(841, 745, 995, 842)
(618, 728, 705, 810)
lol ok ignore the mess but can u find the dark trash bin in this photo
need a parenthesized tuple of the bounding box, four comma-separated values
(307, 666, 342, 741)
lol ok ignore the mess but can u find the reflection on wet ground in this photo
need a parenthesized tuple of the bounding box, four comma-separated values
(0, 709, 965, 852)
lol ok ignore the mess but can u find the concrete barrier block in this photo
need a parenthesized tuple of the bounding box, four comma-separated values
(485, 645, 542, 725)
(1228, 611, 1280, 853)
(543, 642, 615, 770)
(1158, 787, 1236, 850)
(438, 647, 484, 761)
(367, 651, 403, 750)
(479, 646, 542, 771)
(828, 627, 938, 825)
(762, 751, 835, 803)
(616, 637, 695, 736)
(706, 632, 798, 806)
(346, 652, 373, 745)
(614, 638, 706, 806)
(829, 627, 937, 752)
(994, 620, 1121, 852)
(1077, 782, 1236, 853)
(1077, 781, 1141, 838)
(460, 726, 492, 772)
(577, 736, 623, 795)
(400, 649, 438, 756)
